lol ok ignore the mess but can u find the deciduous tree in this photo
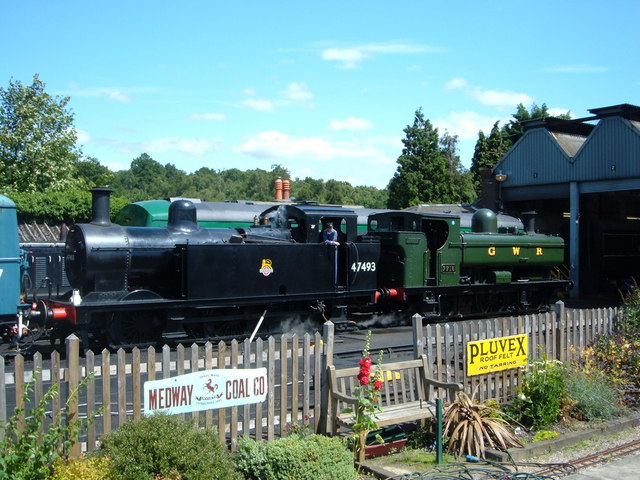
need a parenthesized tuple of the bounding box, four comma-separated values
(0, 74, 79, 193)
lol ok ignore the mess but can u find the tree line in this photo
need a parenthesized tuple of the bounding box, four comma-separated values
(0, 74, 567, 224)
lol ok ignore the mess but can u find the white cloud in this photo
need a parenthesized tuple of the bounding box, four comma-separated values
(235, 131, 399, 187)
(321, 48, 369, 69)
(444, 77, 534, 108)
(433, 111, 509, 141)
(236, 131, 378, 160)
(241, 98, 275, 113)
(105, 161, 127, 171)
(328, 117, 372, 130)
(473, 88, 534, 107)
(283, 82, 314, 102)
(76, 129, 91, 144)
(541, 64, 609, 73)
(190, 112, 226, 121)
(362, 43, 439, 54)
(548, 107, 571, 117)
(108, 90, 132, 103)
(64, 84, 133, 103)
(321, 42, 439, 68)
(445, 77, 468, 90)
(142, 137, 222, 156)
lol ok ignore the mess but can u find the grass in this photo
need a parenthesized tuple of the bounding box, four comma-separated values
(367, 448, 455, 471)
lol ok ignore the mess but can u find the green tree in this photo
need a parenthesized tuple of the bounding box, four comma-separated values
(111, 153, 189, 201)
(351, 185, 388, 209)
(387, 109, 455, 209)
(440, 131, 476, 204)
(470, 103, 572, 197)
(73, 157, 116, 188)
(470, 121, 508, 196)
(291, 177, 326, 203)
(0, 74, 80, 193)
(502, 103, 570, 147)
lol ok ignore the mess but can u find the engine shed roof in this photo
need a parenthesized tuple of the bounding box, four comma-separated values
(494, 103, 640, 199)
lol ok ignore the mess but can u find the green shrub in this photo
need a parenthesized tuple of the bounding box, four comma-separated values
(98, 414, 241, 480)
(507, 358, 568, 429)
(566, 370, 624, 421)
(51, 455, 114, 480)
(236, 434, 357, 480)
(618, 278, 640, 339)
(582, 334, 640, 408)
(0, 372, 98, 480)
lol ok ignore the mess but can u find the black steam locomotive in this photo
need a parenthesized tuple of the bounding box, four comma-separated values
(32, 188, 568, 347)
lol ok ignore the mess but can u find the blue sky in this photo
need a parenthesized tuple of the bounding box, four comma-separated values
(3, 1, 638, 189)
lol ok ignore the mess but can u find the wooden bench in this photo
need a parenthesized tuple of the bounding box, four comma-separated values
(327, 354, 462, 435)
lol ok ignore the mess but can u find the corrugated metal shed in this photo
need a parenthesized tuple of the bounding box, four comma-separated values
(490, 103, 640, 299)
(495, 104, 640, 199)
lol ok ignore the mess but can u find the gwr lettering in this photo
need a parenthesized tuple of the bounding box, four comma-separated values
(488, 246, 544, 256)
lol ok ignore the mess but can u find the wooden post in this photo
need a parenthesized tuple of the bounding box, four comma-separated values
(412, 313, 424, 358)
(0, 355, 5, 432)
(554, 300, 565, 361)
(320, 321, 334, 435)
(436, 398, 443, 465)
(66, 334, 81, 459)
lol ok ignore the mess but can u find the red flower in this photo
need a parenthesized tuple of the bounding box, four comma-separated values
(374, 380, 383, 390)
(358, 373, 370, 386)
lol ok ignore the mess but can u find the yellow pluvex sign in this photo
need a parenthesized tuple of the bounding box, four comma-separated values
(466, 334, 528, 376)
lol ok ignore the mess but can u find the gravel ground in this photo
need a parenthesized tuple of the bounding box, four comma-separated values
(362, 417, 640, 479)
(526, 424, 640, 465)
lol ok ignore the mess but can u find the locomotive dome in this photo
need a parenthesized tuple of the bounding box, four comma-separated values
(471, 208, 498, 233)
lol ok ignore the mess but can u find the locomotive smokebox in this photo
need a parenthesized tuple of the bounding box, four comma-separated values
(90, 187, 113, 226)
(521, 211, 538, 234)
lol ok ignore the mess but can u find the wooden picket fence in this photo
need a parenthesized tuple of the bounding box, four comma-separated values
(0, 302, 619, 457)
(421, 302, 618, 405)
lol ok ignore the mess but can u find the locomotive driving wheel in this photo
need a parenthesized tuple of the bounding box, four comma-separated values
(107, 290, 164, 347)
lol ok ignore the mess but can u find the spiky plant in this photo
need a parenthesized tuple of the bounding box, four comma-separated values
(443, 389, 522, 458)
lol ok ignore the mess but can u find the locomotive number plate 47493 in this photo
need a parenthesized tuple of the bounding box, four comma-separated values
(351, 261, 376, 272)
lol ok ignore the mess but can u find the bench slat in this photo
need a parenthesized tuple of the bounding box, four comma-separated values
(328, 354, 462, 436)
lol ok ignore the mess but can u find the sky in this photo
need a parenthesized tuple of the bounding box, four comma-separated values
(3, 1, 639, 189)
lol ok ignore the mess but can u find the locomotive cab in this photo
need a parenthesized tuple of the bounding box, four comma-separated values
(255, 204, 359, 244)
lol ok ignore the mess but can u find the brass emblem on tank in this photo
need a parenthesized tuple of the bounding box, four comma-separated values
(259, 259, 273, 277)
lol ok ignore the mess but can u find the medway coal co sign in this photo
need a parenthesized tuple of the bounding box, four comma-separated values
(144, 368, 268, 415)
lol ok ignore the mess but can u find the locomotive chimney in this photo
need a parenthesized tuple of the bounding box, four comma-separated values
(521, 211, 538, 234)
(90, 187, 113, 226)
(282, 179, 290, 200)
